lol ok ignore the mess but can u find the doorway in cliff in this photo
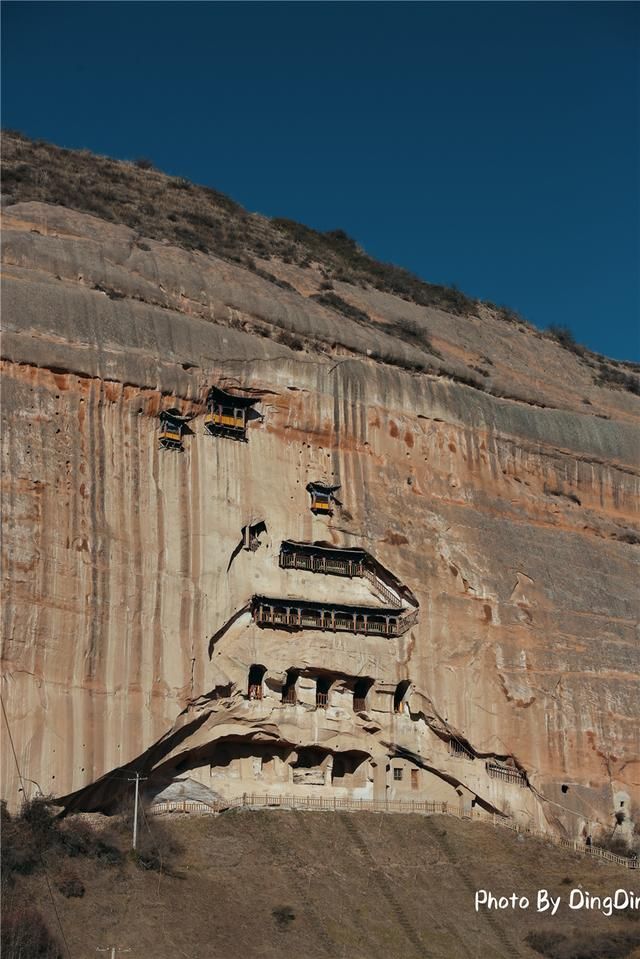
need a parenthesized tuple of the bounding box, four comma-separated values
(282, 669, 299, 705)
(331, 752, 370, 788)
(353, 677, 374, 712)
(247, 664, 267, 700)
(316, 676, 332, 708)
(291, 748, 330, 786)
(393, 680, 412, 714)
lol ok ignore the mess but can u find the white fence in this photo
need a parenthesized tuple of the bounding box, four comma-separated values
(148, 792, 638, 869)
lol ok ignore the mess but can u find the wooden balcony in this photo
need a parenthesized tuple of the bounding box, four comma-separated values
(204, 408, 247, 441)
(485, 762, 527, 786)
(252, 596, 413, 637)
(280, 552, 366, 578)
(159, 428, 184, 451)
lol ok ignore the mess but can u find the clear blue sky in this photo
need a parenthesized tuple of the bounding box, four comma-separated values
(3, 1, 639, 361)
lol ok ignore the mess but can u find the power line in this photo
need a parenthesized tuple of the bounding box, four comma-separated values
(1, 693, 74, 959)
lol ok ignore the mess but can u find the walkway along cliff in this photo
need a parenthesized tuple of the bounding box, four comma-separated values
(1, 135, 639, 850)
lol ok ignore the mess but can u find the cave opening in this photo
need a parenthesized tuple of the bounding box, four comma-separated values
(247, 664, 267, 700)
(282, 670, 299, 705)
(316, 676, 332, 708)
(353, 677, 374, 712)
(393, 680, 412, 714)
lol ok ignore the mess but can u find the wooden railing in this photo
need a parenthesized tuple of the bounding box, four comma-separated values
(486, 762, 527, 787)
(316, 692, 329, 707)
(253, 605, 408, 637)
(449, 740, 475, 761)
(148, 794, 639, 869)
(277, 548, 419, 635)
(280, 554, 366, 578)
(353, 698, 367, 712)
(282, 689, 297, 705)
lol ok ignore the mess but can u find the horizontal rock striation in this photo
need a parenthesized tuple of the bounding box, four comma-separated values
(1, 195, 639, 844)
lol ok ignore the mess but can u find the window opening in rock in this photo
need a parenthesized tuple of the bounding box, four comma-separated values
(393, 680, 411, 714)
(243, 521, 267, 551)
(247, 664, 267, 700)
(282, 670, 298, 705)
(316, 676, 331, 708)
(353, 677, 373, 712)
(393, 768, 403, 781)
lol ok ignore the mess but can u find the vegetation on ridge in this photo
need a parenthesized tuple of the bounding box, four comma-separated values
(2, 130, 639, 396)
(2, 130, 489, 318)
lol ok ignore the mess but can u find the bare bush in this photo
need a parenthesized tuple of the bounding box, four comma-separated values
(1, 907, 63, 959)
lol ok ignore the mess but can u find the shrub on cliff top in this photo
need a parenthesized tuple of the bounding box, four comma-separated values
(1, 797, 123, 885)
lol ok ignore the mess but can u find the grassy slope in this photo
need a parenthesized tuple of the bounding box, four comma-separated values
(7, 811, 640, 959)
(0, 130, 512, 319)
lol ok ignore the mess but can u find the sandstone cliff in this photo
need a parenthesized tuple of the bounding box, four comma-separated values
(1, 136, 639, 844)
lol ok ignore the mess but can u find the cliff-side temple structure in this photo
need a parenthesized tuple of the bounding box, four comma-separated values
(204, 385, 259, 442)
(306, 481, 340, 515)
(1, 134, 639, 853)
(158, 409, 192, 451)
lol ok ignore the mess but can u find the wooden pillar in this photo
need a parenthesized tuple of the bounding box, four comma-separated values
(297, 608, 302, 627)
(269, 606, 274, 624)
(385, 616, 390, 635)
(363, 614, 368, 634)
(352, 613, 357, 633)
(331, 610, 336, 631)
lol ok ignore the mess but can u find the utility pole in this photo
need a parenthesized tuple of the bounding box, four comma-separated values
(126, 771, 146, 850)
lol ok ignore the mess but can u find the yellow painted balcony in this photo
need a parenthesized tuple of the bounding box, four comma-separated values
(205, 411, 245, 430)
(159, 429, 182, 443)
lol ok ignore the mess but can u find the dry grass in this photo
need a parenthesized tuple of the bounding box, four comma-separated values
(2, 130, 482, 318)
(4, 809, 639, 959)
(3, 131, 638, 394)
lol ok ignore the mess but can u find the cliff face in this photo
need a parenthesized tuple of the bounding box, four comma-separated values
(2, 191, 639, 840)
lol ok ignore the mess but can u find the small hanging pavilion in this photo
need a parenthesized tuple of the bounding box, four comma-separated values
(158, 410, 192, 452)
(204, 386, 259, 442)
(306, 482, 341, 515)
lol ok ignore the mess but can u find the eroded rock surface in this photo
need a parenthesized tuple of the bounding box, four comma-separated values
(2, 201, 638, 843)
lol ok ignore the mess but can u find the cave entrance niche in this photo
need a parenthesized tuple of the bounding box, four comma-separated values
(316, 676, 332, 709)
(282, 670, 299, 706)
(247, 664, 267, 701)
(205, 739, 292, 789)
(291, 747, 330, 786)
(243, 521, 267, 552)
(393, 680, 412, 714)
(331, 751, 370, 789)
(353, 677, 374, 713)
